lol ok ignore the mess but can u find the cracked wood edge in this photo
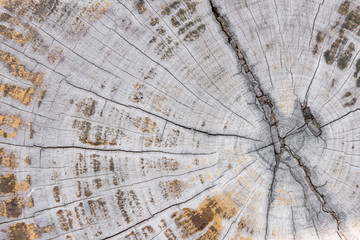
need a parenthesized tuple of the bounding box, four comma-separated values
(0, 0, 359, 239)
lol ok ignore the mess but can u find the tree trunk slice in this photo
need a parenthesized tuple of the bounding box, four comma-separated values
(0, 0, 359, 239)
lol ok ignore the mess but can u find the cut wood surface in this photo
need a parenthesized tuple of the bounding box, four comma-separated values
(0, 0, 359, 239)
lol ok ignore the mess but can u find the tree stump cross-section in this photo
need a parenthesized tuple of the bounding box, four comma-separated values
(0, 0, 360, 239)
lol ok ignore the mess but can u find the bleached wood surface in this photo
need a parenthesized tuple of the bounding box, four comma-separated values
(0, 0, 359, 239)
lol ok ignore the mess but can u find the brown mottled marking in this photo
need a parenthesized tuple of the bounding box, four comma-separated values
(344, 97, 357, 107)
(0, 196, 24, 218)
(173, 192, 239, 239)
(141, 226, 154, 238)
(115, 190, 143, 223)
(0, 173, 30, 194)
(316, 32, 324, 43)
(132, 117, 157, 133)
(150, 17, 159, 26)
(76, 98, 97, 118)
(135, 0, 146, 14)
(337, 42, 355, 70)
(338, 1, 350, 15)
(74, 153, 87, 176)
(90, 154, 101, 172)
(342, 11, 360, 31)
(171, 16, 181, 27)
(164, 229, 177, 240)
(357, 77, 360, 87)
(324, 35, 348, 65)
(72, 120, 124, 146)
(88, 198, 108, 219)
(57, 209, 73, 232)
(125, 231, 141, 240)
(29, 122, 34, 139)
(8, 222, 42, 240)
(159, 179, 184, 200)
(53, 186, 60, 202)
(93, 178, 102, 189)
(354, 59, 360, 77)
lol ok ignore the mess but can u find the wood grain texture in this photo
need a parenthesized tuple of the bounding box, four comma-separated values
(0, 0, 359, 239)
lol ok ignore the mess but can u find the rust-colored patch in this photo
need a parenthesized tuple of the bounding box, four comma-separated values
(43, 225, 55, 233)
(8, 222, 42, 240)
(173, 192, 239, 239)
(0, 148, 17, 169)
(0, 24, 36, 46)
(0, 50, 43, 86)
(0, 114, 21, 138)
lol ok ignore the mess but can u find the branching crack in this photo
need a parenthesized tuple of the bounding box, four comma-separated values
(209, 1, 347, 239)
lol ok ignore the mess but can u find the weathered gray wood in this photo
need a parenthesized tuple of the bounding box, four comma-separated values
(0, 0, 359, 239)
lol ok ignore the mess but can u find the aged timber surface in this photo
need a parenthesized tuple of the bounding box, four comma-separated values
(0, 0, 360, 239)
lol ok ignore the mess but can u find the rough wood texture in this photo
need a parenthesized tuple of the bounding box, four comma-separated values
(0, 0, 359, 239)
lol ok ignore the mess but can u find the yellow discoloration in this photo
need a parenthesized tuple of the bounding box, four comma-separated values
(8, 222, 42, 240)
(0, 83, 35, 105)
(173, 191, 239, 239)
(0, 114, 21, 138)
(0, 148, 17, 169)
(0, 50, 43, 86)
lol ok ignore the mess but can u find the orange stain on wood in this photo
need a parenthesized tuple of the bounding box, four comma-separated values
(0, 23, 35, 46)
(0, 50, 43, 86)
(0, 148, 17, 169)
(0, 83, 35, 105)
(173, 191, 240, 239)
(0, 114, 22, 138)
(0, 173, 30, 195)
(8, 222, 42, 240)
